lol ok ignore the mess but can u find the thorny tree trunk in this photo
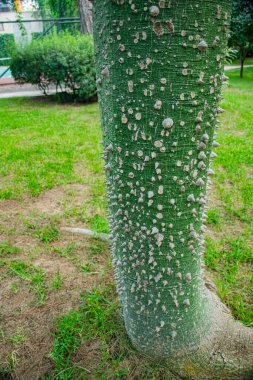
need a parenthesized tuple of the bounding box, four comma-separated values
(78, 0, 93, 34)
(93, 1, 253, 379)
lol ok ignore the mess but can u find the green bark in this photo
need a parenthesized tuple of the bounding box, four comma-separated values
(93, 0, 237, 364)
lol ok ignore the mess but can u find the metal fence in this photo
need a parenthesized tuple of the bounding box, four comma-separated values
(0, 17, 80, 85)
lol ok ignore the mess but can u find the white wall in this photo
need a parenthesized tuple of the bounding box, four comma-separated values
(0, 11, 43, 35)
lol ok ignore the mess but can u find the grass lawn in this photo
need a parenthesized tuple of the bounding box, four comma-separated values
(0, 68, 252, 379)
(228, 57, 253, 66)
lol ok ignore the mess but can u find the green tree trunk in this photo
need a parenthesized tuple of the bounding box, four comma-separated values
(93, 1, 253, 378)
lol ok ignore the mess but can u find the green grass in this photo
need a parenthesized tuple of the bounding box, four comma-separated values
(228, 57, 253, 66)
(50, 271, 64, 290)
(0, 97, 107, 234)
(0, 99, 101, 199)
(216, 68, 253, 223)
(206, 209, 221, 227)
(51, 242, 84, 269)
(4, 260, 46, 303)
(0, 241, 21, 257)
(9, 330, 26, 345)
(87, 214, 109, 234)
(225, 67, 253, 91)
(205, 236, 253, 325)
(203, 67, 253, 325)
(0, 352, 17, 379)
(47, 287, 179, 380)
(25, 217, 60, 243)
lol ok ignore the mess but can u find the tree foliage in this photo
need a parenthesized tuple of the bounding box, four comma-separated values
(230, 0, 253, 76)
(35, 0, 79, 18)
(0, 34, 15, 60)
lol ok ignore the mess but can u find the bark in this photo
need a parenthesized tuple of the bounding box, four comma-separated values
(240, 62, 244, 78)
(78, 0, 93, 34)
(92, 1, 253, 378)
(240, 51, 246, 79)
(239, 48, 249, 79)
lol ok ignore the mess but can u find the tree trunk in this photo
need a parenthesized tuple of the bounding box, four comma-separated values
(240, 48, 248, 79)
(78, 0, 93, 34)
(93, 1, 253, 378)
(240, 56, 245, 78)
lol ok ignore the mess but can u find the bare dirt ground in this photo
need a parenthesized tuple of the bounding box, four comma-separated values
(0, 183, 110, 380)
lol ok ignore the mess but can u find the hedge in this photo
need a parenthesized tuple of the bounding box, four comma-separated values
(10, 33, 96, 101)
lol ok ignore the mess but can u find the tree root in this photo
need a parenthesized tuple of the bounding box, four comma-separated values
(60, 226, 109, 242)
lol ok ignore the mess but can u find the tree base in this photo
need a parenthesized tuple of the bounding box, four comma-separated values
(163, 289, 253, 380)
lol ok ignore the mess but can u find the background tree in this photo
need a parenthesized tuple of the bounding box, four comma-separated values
(230, 0, 253, 77)
(41, 0, 78, 18)
(93, 0, 253, 378)
(78, 0, 92, 34)
(35, 0, 79, 32)
(41, 0, 92, 34)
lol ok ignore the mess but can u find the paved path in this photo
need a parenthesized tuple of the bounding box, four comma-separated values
(0, 84, 57, 99)
(224, 65, 253, 71)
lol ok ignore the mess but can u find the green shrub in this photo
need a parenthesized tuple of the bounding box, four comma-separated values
(31, 32, 43, 40)
(225, 47, 239, 64)
(10, 33, 96, 101)
(0, 34, 15, 64)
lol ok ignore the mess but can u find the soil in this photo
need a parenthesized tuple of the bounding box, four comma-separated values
(0, 184, 110, 380)
(0, 180, 250, 379)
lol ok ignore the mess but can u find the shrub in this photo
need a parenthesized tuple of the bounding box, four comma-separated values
(31, 32, 43, 40)
(225, 47, 239, 64)
(10, 33, 96, 101)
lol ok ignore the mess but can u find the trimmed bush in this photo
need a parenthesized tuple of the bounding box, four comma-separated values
(10, 33, 96, 101)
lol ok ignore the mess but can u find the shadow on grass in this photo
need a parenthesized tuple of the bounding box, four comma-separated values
(23, 93, 98, 106)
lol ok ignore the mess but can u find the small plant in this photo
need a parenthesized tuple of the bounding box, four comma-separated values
(0, 189, 13, 200)
(7, 260, 46, 303)
(1, 351, 18, 376)
(51, 271, 63, 290)
(9, 330, 26, 345)
(25, 218, 59, 243)
(10, 282, 18, 294)
(53, 242, 77, 258)
(206, 209, 221, 226)
(81, 262, 92, 273)
(90, 214, 109, 234)
(52, 242, 81, 268)
(88, 240, 108, 256)
(0, 242, 20, 257)
(35, 224, 59, 243)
